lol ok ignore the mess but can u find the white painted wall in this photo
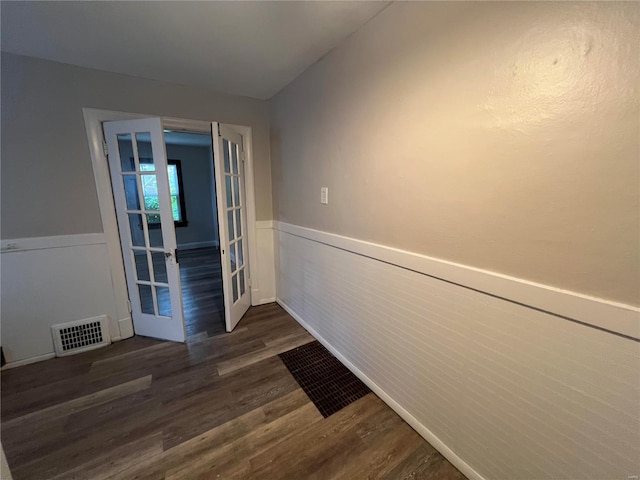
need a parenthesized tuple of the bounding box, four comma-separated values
(0, 235, 130, 364)
(253, 221, 276, 305)
(275, 224, 640, 480)
(1, 51, 273, 240)
(169, 143, 218, 249)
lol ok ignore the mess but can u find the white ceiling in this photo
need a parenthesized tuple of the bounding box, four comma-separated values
(1, 1, 389, 100)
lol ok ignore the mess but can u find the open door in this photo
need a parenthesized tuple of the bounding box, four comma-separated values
(212, 123, 251, 331)
(103, 118, 186, 342)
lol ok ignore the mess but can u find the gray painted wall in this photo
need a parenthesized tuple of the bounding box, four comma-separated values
(1, 52, 272, 240)
(170, 144, 218, 248)
(270, 1, 640, 305)
(118, 140, 218, 248)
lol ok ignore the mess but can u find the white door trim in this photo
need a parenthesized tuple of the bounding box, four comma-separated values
(83, 108, 259, 336)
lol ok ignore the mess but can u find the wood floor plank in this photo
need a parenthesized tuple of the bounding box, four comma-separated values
(217, 331, 314, 375)
(4, 384, 154, 468)
(178, 247, 225, 336)
(48, 432, 164, 480)
(1, 302, 466, 480)
(162, 356, 299, 449)
(87, 343, 184, 381)
(152, 338, 272, 407)
(165, 397, 323, 479)
(104, 389, 311, 480)
(381, 442, 456, 480)
(1, 360, 91, 399)
(216, 347, 277, 376)
(245, 394, 387, 479)
(90, 341, 175, 366)
(1, 417, 68, 468)
(264, 330, 315, 349)
(226, 358, 301, 416)
(72, 335, 162, 364)
(187, 326, 248, 345)
(1, 375, 87, 422)
(10, 388, 162, 479)
(335, 404, 426, 479)
(63, 385, 157, 436)
(3, 375, 152, 428)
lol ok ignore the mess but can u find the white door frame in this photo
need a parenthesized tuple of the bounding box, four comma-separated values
(83, 108, 259, 336)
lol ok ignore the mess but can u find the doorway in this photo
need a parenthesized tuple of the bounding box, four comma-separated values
(153, 130, 226, 338)
(178, 247, 225, 337)
(86, 110, 257, 343)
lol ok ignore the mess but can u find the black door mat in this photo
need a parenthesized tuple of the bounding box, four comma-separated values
(279, 340, 371, 418)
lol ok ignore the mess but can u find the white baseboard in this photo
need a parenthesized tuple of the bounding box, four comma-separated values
(1, 240, 125, 363)
(1, 352, 56, 370)
(276, 297, 485, 480)
(256, 297, 276, 305)
(251, 288, 275, 306)
(1, 317, 133, 370)
(177, 240, 217, 251)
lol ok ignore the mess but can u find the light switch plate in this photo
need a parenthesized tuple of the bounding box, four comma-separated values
(320, 187, 329, 204)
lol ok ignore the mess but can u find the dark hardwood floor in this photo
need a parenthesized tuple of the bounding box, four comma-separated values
(178, 247, 226, 338)
(137, 246, 226, 338)
(1, 304, 466, 480)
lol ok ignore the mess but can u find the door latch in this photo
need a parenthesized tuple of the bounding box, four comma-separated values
(165, 249, 180, 265)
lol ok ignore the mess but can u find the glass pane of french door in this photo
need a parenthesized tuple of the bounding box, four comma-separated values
(223, 138, 248, 303)
(213, 123, 251, 331)
(104, 118, 185, 342)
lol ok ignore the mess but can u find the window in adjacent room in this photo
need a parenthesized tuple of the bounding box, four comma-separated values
(139, 159, 188, 227)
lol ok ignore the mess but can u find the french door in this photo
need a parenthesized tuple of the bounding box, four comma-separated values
(103, 118, 186, 342)
(212, 123, 251, 331)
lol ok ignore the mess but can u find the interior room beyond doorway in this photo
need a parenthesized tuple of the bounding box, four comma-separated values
(127, 130, 225, 337)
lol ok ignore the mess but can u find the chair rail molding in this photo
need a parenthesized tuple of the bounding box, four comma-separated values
(274, 221, 639, 341)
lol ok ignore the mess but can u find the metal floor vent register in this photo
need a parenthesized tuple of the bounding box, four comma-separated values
(279, 340, 371, 418)
(51, 316, 111, 357)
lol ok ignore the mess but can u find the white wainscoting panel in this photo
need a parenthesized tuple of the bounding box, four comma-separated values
(1, 235, 133, 364)
(252, 221, 276, 305)
(275, 223, 639, 340)
(275, 226, 640, 480)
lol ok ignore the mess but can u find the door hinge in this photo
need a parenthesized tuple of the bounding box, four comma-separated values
(102, 141, 109, 157)
(248, 278, 252, 288)
(217, 124, 221, 137)
(127, 299, 132, 313)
